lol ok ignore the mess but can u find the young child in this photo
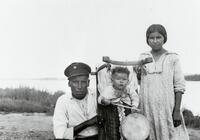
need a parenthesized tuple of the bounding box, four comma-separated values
(97, 66, 139, 140)
(98, 66, 138, 109)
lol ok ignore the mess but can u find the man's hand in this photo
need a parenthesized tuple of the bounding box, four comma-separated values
(74, 115, 104, 135)
(172, 110, 182, 127)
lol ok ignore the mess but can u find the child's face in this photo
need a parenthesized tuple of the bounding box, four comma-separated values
(148, 32, 164, 51)
(111, 72, 129, 91)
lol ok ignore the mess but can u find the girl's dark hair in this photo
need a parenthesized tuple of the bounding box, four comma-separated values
(111, 67, 130, 76)
(146, 24, 167, 44)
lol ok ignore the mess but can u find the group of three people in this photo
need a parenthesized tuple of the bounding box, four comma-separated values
(53, 24, 189, 140)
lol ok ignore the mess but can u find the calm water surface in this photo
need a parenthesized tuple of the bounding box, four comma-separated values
(0, 79, 199, 115)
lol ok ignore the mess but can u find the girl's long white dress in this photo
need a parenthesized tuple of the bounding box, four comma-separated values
(139, 51, 189, 140)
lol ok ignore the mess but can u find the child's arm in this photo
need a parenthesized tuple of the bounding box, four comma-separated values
(129, 90, 139, 108)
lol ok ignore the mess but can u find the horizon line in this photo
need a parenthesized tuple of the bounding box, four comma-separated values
(0, 73, 199, 80)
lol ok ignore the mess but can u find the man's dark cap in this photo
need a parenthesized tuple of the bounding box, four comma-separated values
(64, 62, 91, 79)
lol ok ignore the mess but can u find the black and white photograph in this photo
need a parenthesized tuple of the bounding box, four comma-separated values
(0, 0, 199, 140)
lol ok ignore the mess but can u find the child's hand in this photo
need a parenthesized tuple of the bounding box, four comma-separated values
(101, 97, 111, 106)
(131, 106, 141, 113)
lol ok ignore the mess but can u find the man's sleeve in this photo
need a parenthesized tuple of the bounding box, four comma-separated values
(53, 96, 74, 139)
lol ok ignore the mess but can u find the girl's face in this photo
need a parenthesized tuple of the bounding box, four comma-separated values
(111, 73, 129, 91)
(148, 32, 164, 51)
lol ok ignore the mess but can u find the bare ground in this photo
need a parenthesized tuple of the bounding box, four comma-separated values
(0, 112, 54, 140)
(0, 112, 200, 140)
(188, 128, 200, 140)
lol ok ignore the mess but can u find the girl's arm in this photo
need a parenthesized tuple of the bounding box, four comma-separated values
(173, 55, 185, 127)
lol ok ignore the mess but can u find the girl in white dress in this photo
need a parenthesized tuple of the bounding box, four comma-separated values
(136, 24, 189, 140)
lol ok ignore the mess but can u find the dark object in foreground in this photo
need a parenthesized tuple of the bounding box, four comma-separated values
(53, 135, 98, 140)
(98, 104, 131, 140)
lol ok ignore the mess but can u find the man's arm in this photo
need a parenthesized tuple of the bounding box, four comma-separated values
(53, 96, 74, 139)
(74, 115, 99, 135)
(53, 96, 102, 139)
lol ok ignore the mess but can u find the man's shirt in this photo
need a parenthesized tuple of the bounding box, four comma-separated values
(53, 89, 98, 139)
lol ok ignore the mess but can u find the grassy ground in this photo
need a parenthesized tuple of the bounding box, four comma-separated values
(0, 112, 200, 140)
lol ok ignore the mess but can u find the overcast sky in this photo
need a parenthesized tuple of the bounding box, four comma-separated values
(0, 0, 199, 79)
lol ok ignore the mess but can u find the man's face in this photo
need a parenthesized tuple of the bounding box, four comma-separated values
(111, 73, 129, 91)
(68, 75, 90, 100)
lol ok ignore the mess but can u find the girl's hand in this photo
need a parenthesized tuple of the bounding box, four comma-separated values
(133, 66, 141, 74)
(172, 110, 182, 127)
(133, 65, 147, 81)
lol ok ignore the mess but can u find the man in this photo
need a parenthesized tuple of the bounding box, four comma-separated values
(53, 62, 101, 140)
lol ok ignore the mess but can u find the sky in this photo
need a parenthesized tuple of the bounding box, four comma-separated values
(0, 0, 200, 115)
(0, 0, 199, 79)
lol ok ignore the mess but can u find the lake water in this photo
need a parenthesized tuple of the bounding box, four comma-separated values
(0, 79, 199, 115)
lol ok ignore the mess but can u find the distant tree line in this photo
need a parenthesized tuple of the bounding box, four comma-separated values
(0, 87, 200, 129)
(0, 87, 64, 115)
(185, 74, 200, 81)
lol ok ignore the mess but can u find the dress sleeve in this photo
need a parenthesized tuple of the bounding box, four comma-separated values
(53, 96, 74, 139)
(173, 56, 186, 93)
(98, 95, 104, 104)
(98, 86, 112, 104)
(97, 63, 112, 94)
(101, 86, 115, 98)
(129, 90, 139, 107)
(127, 66, 138, 91)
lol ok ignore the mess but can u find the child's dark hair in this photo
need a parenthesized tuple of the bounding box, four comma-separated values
(111, 67, 130, 77)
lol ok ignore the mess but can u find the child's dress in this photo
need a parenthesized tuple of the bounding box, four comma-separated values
(98, 85, 139, 107)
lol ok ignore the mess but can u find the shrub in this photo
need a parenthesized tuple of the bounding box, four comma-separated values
(0, 87, 64, 114)
(183, 108, 200, 128)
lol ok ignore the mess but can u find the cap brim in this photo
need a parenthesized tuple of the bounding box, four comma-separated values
(68, 73, 89, 79)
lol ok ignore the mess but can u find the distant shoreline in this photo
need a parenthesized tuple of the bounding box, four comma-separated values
(185, 74, 200, 81)
(0, 75, 200, 81)
(0, 77, 65, 80)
